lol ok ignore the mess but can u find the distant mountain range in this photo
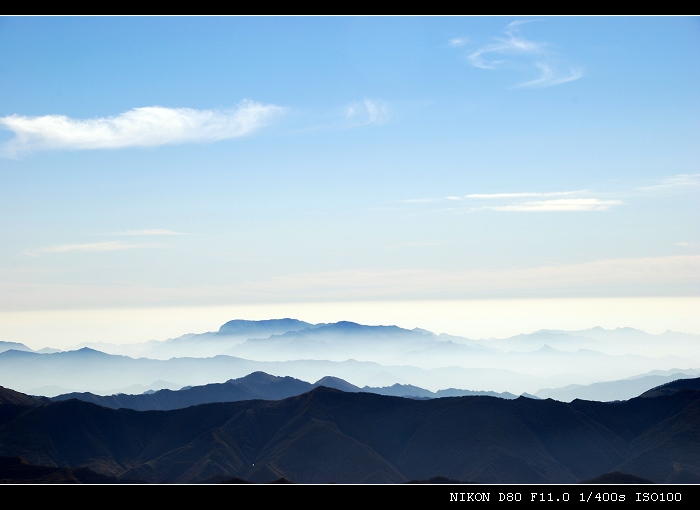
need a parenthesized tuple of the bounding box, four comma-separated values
(48, 369, 700, 411)
(535, 369, 700, 402)
(1, 382, 698, 483)
(5, 346, 690, 399)
(0, 347, 543, 396)
(2, 319, 698, 398)
(69, 319, 700, 368)
(51, 371, 518, 411)
(0, 341, 32, 354)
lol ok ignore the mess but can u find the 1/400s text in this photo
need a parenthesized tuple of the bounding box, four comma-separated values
(580, 493, 625, 502)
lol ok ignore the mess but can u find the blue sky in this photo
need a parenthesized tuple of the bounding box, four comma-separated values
(0, 17, 698, 321)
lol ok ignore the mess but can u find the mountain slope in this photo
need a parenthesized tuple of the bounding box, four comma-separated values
(640, 376, 700, 398)
(0, 456, 144, 483)
(52, 372, 316, 411)
(0, 341, 32, 354)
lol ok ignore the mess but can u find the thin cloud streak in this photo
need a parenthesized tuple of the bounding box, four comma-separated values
(0, 100, 285, 156)
(515, 62, 583, 89)
(406, 191, 620, 212)
(33, 241, 142, 254)
(464, 191, 585, 199)
(117, 229, 188, 236)
(636, 174, 700, 193)
(485, 198, 622, 212)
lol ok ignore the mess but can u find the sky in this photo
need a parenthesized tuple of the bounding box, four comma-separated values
(0, 17, 698, 346)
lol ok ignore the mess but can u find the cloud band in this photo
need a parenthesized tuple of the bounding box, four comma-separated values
(0, 100, 284, 156)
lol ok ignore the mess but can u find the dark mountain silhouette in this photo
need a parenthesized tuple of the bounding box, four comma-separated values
(1, 386, 698, 483)
(579, 471, 653, 484)
(51, 372, 517, 411)
(218, 476, 252, 483)
(406, 476, 471, 484)
(0, 386, 47, 407)
(217, 476, 292, 484)
(52, 372, 315, 411)
(0, 456, 144, 483)
(314, 376, 360, 392)
(0, 387, 48, 430)
(640, 376, 700, 398)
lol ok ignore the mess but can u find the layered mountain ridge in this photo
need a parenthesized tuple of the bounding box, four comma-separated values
(3, 319, 699, 401)
(0, 382, 698, 483)
(50, 371, 518, 411)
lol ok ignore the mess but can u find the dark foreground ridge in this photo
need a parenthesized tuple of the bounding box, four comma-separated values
(579, 471, 654, 484)
(406, 476, 471, 484)
(0, 456, 145, 483)
(640, 376, 700, 398)
(1, 385, 699, 483)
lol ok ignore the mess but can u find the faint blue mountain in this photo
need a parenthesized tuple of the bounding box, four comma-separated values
(536, 368, 700, 402)
(0, 341, 32, 354)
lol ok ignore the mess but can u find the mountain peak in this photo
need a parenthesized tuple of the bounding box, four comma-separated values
(330, 321, 362, 329)
(235, 371, 287, 384)
(217, 318, 312, 336)
(0, 386, 47, 406)
(313, 376, 361, 392)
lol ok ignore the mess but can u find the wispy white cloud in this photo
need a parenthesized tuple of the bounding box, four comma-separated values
(460, 21, 582, 88)
(449, 37, 469, 47)
(515, 62, 582, 88)
(443, 191, 620, 211)
(636, 174, 700, 193)
(117, 229, 188, 236)
(440, 173, 698, 212)
(0, 100, 285, 156)
(463, 191, 585, 200)
(468, 22, 544, 70)
(32, 241, 141, 254)
(485, 198, 622, 212)
(346, 99, 389, 125)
